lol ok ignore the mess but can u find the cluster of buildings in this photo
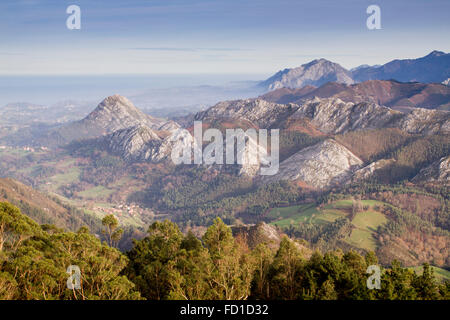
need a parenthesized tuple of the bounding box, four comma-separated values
(93, 203, 150, 218)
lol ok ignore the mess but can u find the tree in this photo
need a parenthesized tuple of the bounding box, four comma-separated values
(0, 202, 42, 252)
(376, 260, 416, 300)
(0, 202, 140, 300)
(202, 217, 254, 300)
(102, 214, 123, 247)
(268, 237, 304, 299)
(412, 263, 440, 300)
(250, 243, 274, 299)
(126, 220, 183, 300)
(168, 232, 214, 300)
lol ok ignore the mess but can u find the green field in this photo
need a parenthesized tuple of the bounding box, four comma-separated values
(269, 199, 388, 252)
(77, 185, 114, 199)
(346, 210, 387, 251)
(48, 167, 80, 187)
(268, 202, 351, 228)
(269, 204, 320, 227)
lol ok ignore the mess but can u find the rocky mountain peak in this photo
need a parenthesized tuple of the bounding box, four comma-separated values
(100, 94, 133, 106)
(32, 95, 180, 148)
(89, 94, 153, 123)
(426, 50, 446, 58)
(260, 59, 354, 91)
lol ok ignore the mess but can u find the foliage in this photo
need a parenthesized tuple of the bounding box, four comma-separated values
(0, 202, 448, 300)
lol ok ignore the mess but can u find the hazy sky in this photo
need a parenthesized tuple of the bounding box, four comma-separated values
(1, 0, 449, 75)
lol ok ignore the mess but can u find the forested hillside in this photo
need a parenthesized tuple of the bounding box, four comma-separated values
(1, 202, 448, 300)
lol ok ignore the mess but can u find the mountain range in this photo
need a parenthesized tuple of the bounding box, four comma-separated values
(260, 51, 450, 91)
(0, 52, 449, 268)
(261, 80, 450, 112)
(4, 84, 448, 188)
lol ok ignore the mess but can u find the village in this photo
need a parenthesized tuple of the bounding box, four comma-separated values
(90, 202, 160, 224)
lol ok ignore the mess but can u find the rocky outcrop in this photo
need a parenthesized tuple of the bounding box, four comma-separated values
(194, 96, 450, 137)
(264, 139, 363, 188)
(351, 159, 395, 182)
(104, 125, 196, 163)
(232, 222, 282, 249)
(105, 125, 162, 161)
(194, 98, 295, 128)
(232, 222, 311, 255)
(291, 98, 402, 134)
(412, 156, 450, 183)
(398, 108, 450, 135)
(292, 97, 449, 135)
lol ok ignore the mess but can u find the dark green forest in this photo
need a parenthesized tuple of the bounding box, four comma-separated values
(1, 202, 448, 300)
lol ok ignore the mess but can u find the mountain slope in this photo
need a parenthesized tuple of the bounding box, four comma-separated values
(291, 98, 403, 134)
(35, 95, 179, 147)
(103, 124, 195, 163)
(194, 98, 295, 129)
(261, 80, 450, 111)
(264, 139, 363, 188)
(259, 59, 354, 90)
(412, 156, 450, 184)
(352, 50, 450, 83)
(201, 96, 449, 136)
(0, 177, 102, 232)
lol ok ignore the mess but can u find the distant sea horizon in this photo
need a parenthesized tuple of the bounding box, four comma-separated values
(0, 74, 268, 107)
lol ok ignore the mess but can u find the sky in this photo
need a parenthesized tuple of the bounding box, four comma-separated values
(0, 0, 449, 75)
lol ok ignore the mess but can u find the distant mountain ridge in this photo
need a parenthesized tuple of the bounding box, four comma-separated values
(352, 50, 450, 83)
(260, 51, 450, 91)
(259, 58, 354, 90)
(261, 80, 450, 111)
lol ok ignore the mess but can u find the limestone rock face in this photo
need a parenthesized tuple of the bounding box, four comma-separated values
(351, 159, 395, 182)
(194, 96, 449, 136)
(291, 97, 402, 134)
(105, 126, 196, 163)
(264, 139, 363, 188)
(195, 98, 295, 128)
(412, 156, 450, 183)
(236, 134, 270, 177)
(398, 108, 450, 135)
(290, 97, 449, 135)
(105, 125, 162, 161)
